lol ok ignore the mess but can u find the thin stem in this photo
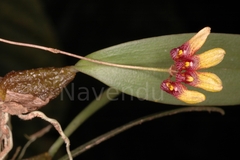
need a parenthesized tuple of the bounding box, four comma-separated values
(48, 88, 121, 158)
(17, 125, 52, 160)
(58, 106, 224, 160)
(0, 38, 169, 73)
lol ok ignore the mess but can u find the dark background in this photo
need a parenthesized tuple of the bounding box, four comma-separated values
(2, 0, 240, 160)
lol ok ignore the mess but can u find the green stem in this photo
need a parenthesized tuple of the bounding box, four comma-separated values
(48, 88, 121, 158)
(58, 106, 224, 160)
(0, 38, 169, 73)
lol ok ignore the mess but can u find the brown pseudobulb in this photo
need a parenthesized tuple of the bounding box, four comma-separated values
(0, 66, 77, 115)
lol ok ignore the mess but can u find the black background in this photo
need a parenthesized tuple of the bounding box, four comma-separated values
(6, 1, 240, 160)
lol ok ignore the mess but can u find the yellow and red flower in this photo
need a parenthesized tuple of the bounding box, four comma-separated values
(161, 27, 225, 104)
(161, 79, 205, 104)
(170, 27, 211, 61)
(175, 48, 225, 71)
(176, 71, 222, 92)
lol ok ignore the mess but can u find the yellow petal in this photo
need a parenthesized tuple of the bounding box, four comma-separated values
(177, 89, 205, 104)
(195, 72, 222, 92)
(197, 48, 226, 69)
(188, 27, 211, 54)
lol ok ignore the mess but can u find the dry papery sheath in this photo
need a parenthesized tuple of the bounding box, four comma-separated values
(0, 66, 77, 115)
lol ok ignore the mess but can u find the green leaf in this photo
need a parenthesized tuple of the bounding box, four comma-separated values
(75, 33, 240, 106)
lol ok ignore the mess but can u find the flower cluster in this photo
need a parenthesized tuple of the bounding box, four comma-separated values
(161, 27, 226, 104)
